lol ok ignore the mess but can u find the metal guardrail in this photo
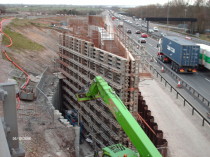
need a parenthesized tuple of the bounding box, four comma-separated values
(190, 37, 210, 46)
(116, 25, 210, 126)
(125, 20, 210, 46)
(144, 60, 210, 126)
(123, 22, 210, 114)
(156, 59, 210, 108)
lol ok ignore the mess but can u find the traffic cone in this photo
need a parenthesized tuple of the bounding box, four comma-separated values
(161, 66, 165, 73)
(177, 80, 182, 88)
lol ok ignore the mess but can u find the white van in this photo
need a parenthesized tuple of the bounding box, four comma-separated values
(153, 27, 159, 32)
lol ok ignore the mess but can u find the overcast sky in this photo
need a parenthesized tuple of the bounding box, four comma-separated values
(0, 0, 170, 6)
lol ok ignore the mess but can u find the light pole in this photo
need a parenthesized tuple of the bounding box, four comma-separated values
(184, 8, 187, 32)
(167, 0, 170, 32)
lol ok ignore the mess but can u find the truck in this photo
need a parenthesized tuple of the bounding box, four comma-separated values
(157, 36, 200, 73)
(196, 43, 210, 70)
(76, 76, 162, 157)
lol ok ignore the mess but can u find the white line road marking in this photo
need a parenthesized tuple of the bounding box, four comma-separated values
(148, 43, 153, 47)
(205, 78, 210, 82)
(149, 36, 159, 43)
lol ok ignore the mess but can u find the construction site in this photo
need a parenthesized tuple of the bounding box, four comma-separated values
(0, 12, 210, 157)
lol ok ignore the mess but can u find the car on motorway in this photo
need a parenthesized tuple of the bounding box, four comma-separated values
(153, 27, 159, 32)
(160, 32, 167, 37)
(141, 33, 148, 38)
(135, 30, 141, 34)
(149, 29, 154, 33)
(127, 29, 132, 34)
(138, 38, 146, 43)
(185, 36, 192, 40)
(141, 24, 146, 27)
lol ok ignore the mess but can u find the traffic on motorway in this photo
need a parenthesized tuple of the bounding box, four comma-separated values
(109, 10, 210, 119)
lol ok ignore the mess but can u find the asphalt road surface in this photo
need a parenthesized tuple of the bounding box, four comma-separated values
(122, 22, 210, 105)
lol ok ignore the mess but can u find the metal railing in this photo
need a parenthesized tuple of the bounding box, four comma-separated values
(115, 26, 210, 126)
(144, 60, 210, 126)
(35, 67, 56, 123)
(156, 59, 210, 108)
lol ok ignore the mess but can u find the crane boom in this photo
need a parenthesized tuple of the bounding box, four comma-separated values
(76, 76, 162, 157)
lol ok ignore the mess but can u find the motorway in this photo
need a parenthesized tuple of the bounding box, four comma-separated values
(124, 21, 210, 103)
(107, 12, 210, 120)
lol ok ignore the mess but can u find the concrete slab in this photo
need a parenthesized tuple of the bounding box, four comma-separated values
(139, 79, 210, 157)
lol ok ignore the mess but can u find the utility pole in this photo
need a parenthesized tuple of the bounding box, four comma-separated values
(167, 0, 170, 32)
(184, 8, 187, 32)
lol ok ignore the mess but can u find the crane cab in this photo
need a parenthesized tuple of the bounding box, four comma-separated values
(102, 144, 138, 157)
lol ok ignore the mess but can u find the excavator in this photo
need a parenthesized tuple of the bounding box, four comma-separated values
(76, 76, 162, 157)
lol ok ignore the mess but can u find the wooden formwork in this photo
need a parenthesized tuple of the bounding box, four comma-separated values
(58, 33, 139, 148)
(57, 31, 167, 157)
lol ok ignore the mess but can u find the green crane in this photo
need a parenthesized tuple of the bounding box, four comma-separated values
(76, 76, 162, 157)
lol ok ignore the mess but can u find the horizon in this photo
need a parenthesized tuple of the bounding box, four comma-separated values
(0, 0, 170, 7)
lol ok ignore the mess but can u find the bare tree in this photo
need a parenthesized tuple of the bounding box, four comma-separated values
(0, 5, 6, 14)
(126, 0, 210, 33)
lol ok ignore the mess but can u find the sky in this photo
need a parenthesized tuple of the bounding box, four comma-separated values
(0, 0, 170, 6)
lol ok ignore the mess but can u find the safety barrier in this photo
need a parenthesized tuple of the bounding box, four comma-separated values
(145, 60, 210, 126)
(156, 59, 210, 108)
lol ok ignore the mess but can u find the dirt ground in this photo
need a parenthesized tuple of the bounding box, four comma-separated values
(18, 105, 76, 157)
(0, 17, 77, 157)
(139, 78, 210, 157)
(1, 28, 58, 82)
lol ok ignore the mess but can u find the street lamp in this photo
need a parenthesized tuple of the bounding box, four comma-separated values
(167, 0, 170, 32)
(184, 8, 187, 32)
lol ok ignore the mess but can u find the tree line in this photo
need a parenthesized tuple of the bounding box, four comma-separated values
(127, 0, 210, 33)
(56, 9, 99, 15)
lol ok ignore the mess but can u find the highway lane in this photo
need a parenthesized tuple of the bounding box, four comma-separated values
(113, 11, 210, 45)
(122, 20, 210, 105)
(108, 12, 210, 122)
(110, 12, 210, 103)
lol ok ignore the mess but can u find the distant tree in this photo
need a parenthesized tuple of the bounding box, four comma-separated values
(89, 10, 97, 15)
(0, 5, 6, 14)
(111, 6, 120, 12)
(206, 0, 210, 6)
(71, 9, 79, 15)
(194, 0, 206, 6)
(126, 0, 210, 33)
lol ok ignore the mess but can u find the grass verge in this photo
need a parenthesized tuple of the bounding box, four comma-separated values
(2, 27, 45, 51)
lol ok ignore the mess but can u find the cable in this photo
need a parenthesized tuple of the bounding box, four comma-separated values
(1, 18, 30, 109)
